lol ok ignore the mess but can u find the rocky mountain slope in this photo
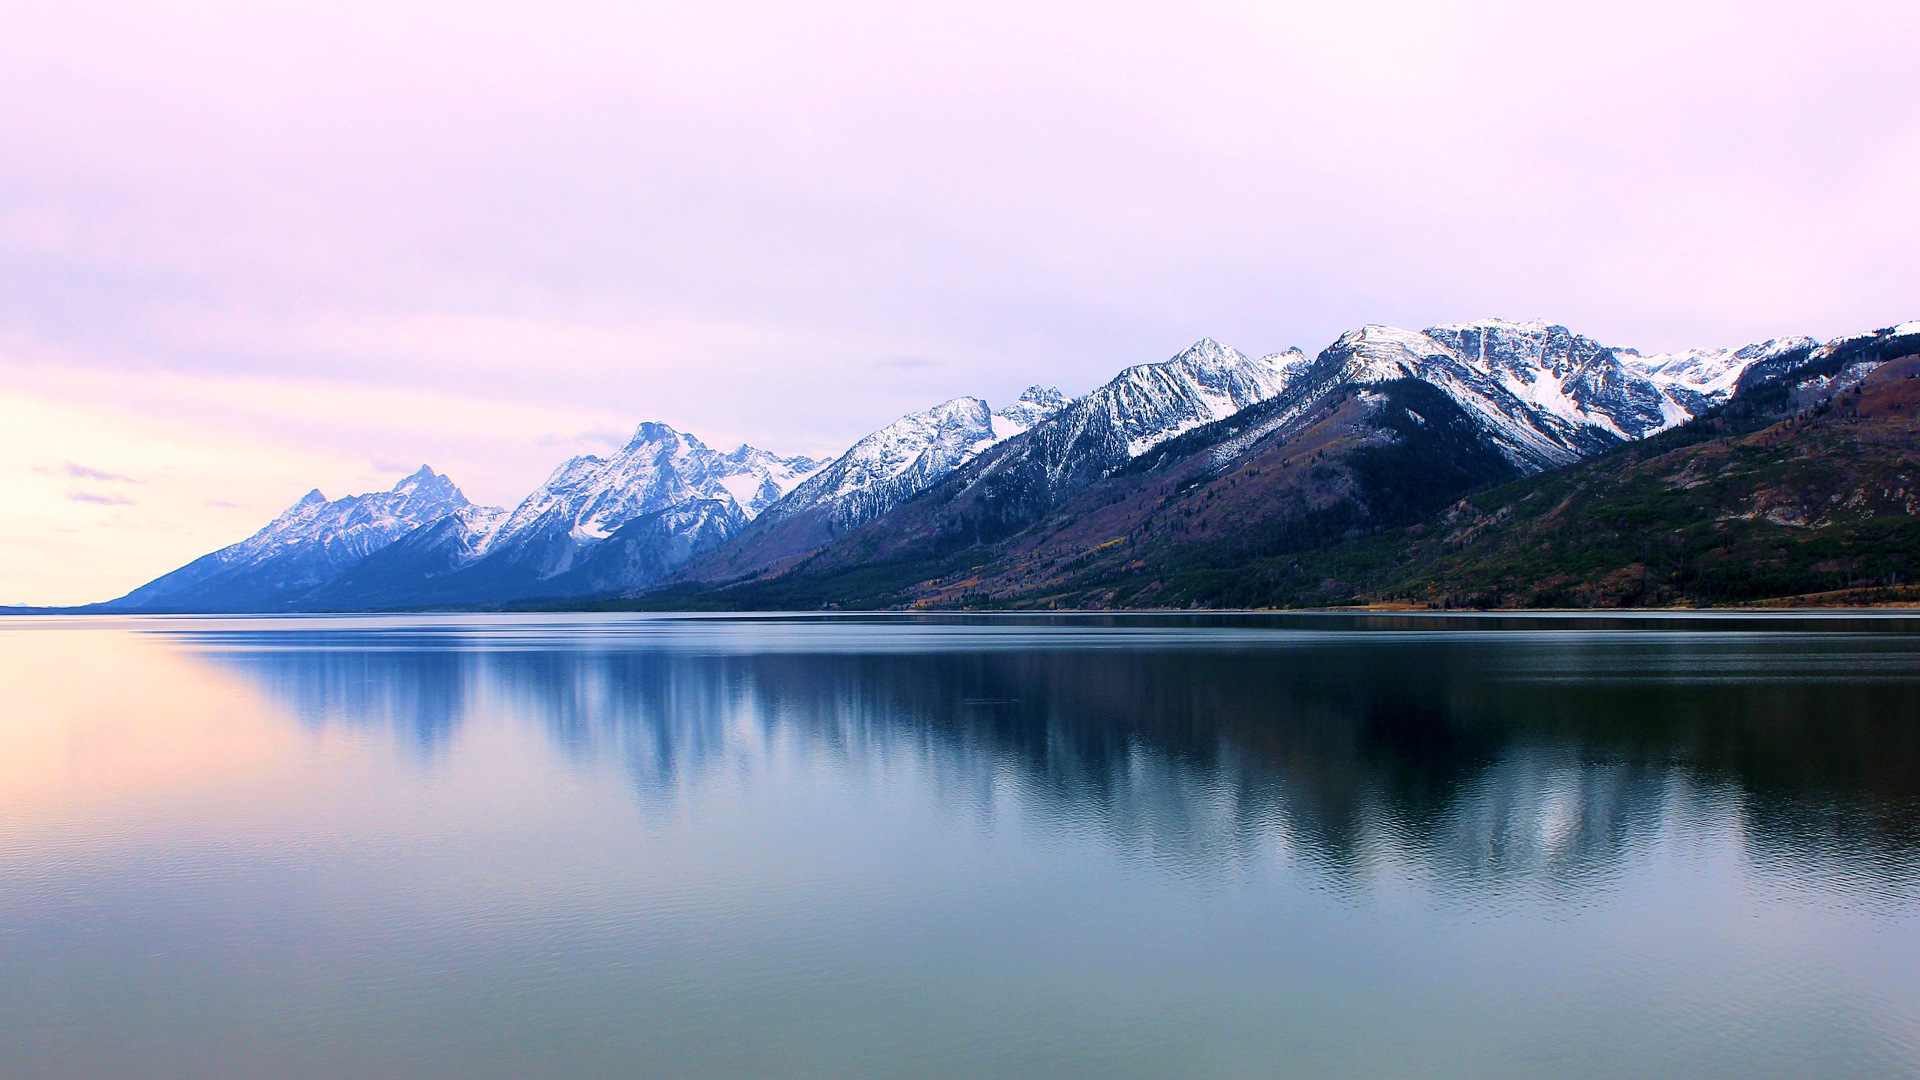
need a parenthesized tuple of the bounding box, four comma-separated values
(104, 424, 824, 611)
(105, 316, 1912, 613)
(652, 319, 1912, 611)
(679, 340, 1305, 582)
(1256, 319, 1804, 471)
(1320, 322, 1920, 609)
(642, 322, 1915, 611)
(106, 467, 479, 612)
(305, 424, 821, 607)
(684, 387, 1072, 577)
(658, 320, 1781, 607)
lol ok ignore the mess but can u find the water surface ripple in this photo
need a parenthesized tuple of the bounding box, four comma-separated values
(1, 613, 1917, 1078)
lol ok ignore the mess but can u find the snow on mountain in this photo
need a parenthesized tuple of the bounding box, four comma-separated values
(718, 444, 824, 515)
(759, 386, 1069, 531)
(797, 338, 1318, 554)
(244, 465, 475, 563)
(1289, 319, 1774, 470)
(978, 338, 1309, 502)
(772, 396, 993, 517)
(475, 422, 822, 576)
(532, 497, 748, 597)
(1620, 336, 1816, 417)
(107, 466, 484, 610)
(761, 353, 1255, 540)
(992, 385, 1071, 437)
(926, 321, 1785, 545)
(1081, 338, 1308, 457)
(114, 316, 1902, 611)
(116, 422, 828, 610)
(431, 503, 513, 559)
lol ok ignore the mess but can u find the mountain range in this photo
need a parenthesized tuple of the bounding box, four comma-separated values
(96, 317, 1920, 612)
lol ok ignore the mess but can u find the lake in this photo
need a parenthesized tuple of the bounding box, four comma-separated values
(2, 612, 1918, 1078)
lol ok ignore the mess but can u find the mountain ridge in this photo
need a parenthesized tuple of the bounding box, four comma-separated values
(94, 317, 1917, 613)
(625, 321, 1920, 612)
(106, 466, 475, 612)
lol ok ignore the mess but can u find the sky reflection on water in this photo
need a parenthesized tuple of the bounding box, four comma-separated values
(2, 614, 1918, 1078)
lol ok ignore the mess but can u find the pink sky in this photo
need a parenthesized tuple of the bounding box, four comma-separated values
(2, 0, 1917, 604)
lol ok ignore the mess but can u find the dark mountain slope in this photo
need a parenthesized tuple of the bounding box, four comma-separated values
(1352, 348, 1920, 609)
(622, 322, 1920, 612)
(1125, 325, 1920, 609)
(628, 375, 1522, 610)
(647, 318, 1795, 612)
(673, 342, 1297, 585)
(900, 378, 1520, 608)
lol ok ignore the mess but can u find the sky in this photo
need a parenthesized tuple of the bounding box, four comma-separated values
(2, 0, 1917, 605)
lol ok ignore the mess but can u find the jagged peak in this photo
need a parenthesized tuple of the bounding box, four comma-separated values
(1169, 337, 1252, 370)
(995, 385, 1067, 422)
(822, 396, 993, 459)
(1008, 385, 1067, 408)
(264, 488, 332, 525)
(870, 395, 991, 433)
(1110, 340, 1247, 387)
(389, 464, 460, 498)
(623, 420, 706, 452)
(723, 443, 824, 473)
(1735, 336, 1817, 360)
(991, 386, 1068, 439)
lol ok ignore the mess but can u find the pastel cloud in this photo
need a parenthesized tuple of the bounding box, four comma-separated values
(0, 0, 1915, 604)
(60, 462, 140, 483)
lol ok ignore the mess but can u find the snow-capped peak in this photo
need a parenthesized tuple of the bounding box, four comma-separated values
(1305, 320, 1795, 469)
(488, 422, 821, 558)
(770, 396, 994, 513)
(246, 467, 471, 553)
(176, 466, 480, 583)
(1089, 338, 1309, 456)
(758, 386, 1071, 530)
(992, 385, 1069, 437)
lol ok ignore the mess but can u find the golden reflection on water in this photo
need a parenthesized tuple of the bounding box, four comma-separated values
(1, 614, 1917, 1080)
(0, 624, 304, 822)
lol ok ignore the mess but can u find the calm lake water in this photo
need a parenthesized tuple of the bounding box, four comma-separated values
(3, 613, 1919, 1078)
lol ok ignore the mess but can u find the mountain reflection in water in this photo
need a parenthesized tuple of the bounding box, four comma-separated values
(183, 615, 1920, 904)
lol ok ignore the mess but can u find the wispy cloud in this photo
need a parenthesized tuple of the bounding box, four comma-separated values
(61, 460, 139, 482)
(0, 0, 1917, 604)
(36, 461, 141, 482)
(67, 490, 135, 505)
